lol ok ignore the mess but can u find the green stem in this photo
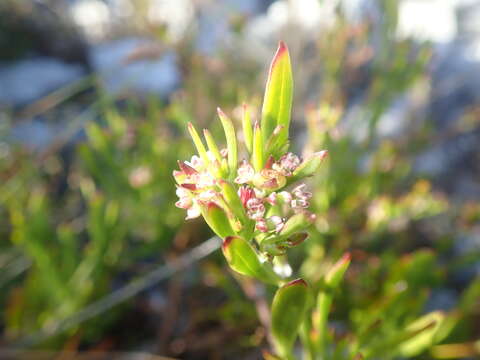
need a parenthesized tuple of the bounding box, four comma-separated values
(314, 290, 333, 357)
(299, 320, 316, 360)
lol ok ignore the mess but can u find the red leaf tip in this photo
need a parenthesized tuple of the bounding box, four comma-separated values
(222, 235, 236, 250)
(341, 252, 352, 263)
(271, 41, 289, 70)
(284, 278, 308, 288)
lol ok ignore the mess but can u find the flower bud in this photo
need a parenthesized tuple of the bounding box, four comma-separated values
(253, 169, 286, 191)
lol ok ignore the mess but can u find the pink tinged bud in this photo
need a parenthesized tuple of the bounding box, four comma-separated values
(268, 215, 285, 233)
(178, 161, 197, 175)
(292, 184, 312, 200)
(256, 218, 268, 232)
(254, 169, 286, 190)
(220, 148, 228, 158)
(246, 198, 265, 220)
(265, 155, 275, 169)
(238, 186, 256, 208)
(278, 152, 301, 174)
(266, 192, 277, 205)
(235, 160, 255, 184)
(180, 183, 197, 191)
(278, 191, 292, 203)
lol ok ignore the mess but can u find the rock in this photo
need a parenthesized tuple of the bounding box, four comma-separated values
(9, 118, 57, 151)
(0, 57, 86, 107)
(89, 38, 181, 98)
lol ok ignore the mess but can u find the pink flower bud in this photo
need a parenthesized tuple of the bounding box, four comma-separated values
(238, 186, 256, 208)
(235, 160, 255, 184)
(273, 152, 301, 176)
(246, 198, 265, 220)
(256, 218, 268, 232)
(278, 191, 292, 203)
(292, 184, 312, 200)
(178, 160, 198, 175)
(267, 215, 285, 233)
(266, 192, 277, 205)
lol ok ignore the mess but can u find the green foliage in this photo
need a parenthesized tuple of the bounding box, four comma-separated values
(1, 1, 479, 358)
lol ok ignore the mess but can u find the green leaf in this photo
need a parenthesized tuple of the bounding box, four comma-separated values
(242, 104, 253, 154)
(218, 179, 248, 224)
(279, 212, 316, 239)
(222, 236, 280, 285)
(217, 108, 238, 178)
(203, 129, 222, 163)
(314, 253, 351, 355)
(252, 121, 264, 171)
(261, 41, 293, 151)
(399, 311, 449, 357)
(200, 202, 235, 238)
(271, 279, 310, 357)
(290, 151, 328, 183)
(325, 253, 351, 288)
(187, 122, 210, 165)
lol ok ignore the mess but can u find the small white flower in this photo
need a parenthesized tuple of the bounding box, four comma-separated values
(235, 160, 255, 184)
(186, 205, 201, 220)
(268, 216, 285, 233)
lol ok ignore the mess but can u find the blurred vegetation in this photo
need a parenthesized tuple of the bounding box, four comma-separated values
(1, 0, 480, 359)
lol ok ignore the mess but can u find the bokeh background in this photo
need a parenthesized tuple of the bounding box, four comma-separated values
(1, 0, 480, 359)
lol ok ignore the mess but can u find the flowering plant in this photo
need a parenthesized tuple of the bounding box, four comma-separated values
(173, 43, 449, 359)
(173, 42, 345, 359)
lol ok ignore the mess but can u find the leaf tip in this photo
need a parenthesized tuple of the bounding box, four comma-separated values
(284, 278, 308, 288)
(217, 107, 226, 118)
(271, 41, 289, 69)
(341, 252, 352, 263)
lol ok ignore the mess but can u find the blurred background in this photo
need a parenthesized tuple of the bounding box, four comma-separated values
(1, 0, 480, 359)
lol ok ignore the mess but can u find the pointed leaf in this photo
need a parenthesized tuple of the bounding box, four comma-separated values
(271, 279, 310, 356)
(218, 179, 248, 223)
(200, 202, 235, 238)
(252, 121, 264, 171)
(217, 108, 238, 178)
(261, 41, 293, 150)
(222, 236, 280, 285)
(242, 104, 253, 154)
(203, 129, 222, 163)
(290, 151, 328, 183)
(187, 122, 210, 165)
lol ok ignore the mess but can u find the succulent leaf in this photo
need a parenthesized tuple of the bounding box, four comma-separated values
(222, 236, 281, 285)
(261, 41, 293, 152)
(242, 104, 253, 154)
(271, 279, 310, 356)
(217, 108, 238, 178)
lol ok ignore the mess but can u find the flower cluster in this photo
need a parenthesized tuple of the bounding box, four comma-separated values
(173, 41, 327, 260)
